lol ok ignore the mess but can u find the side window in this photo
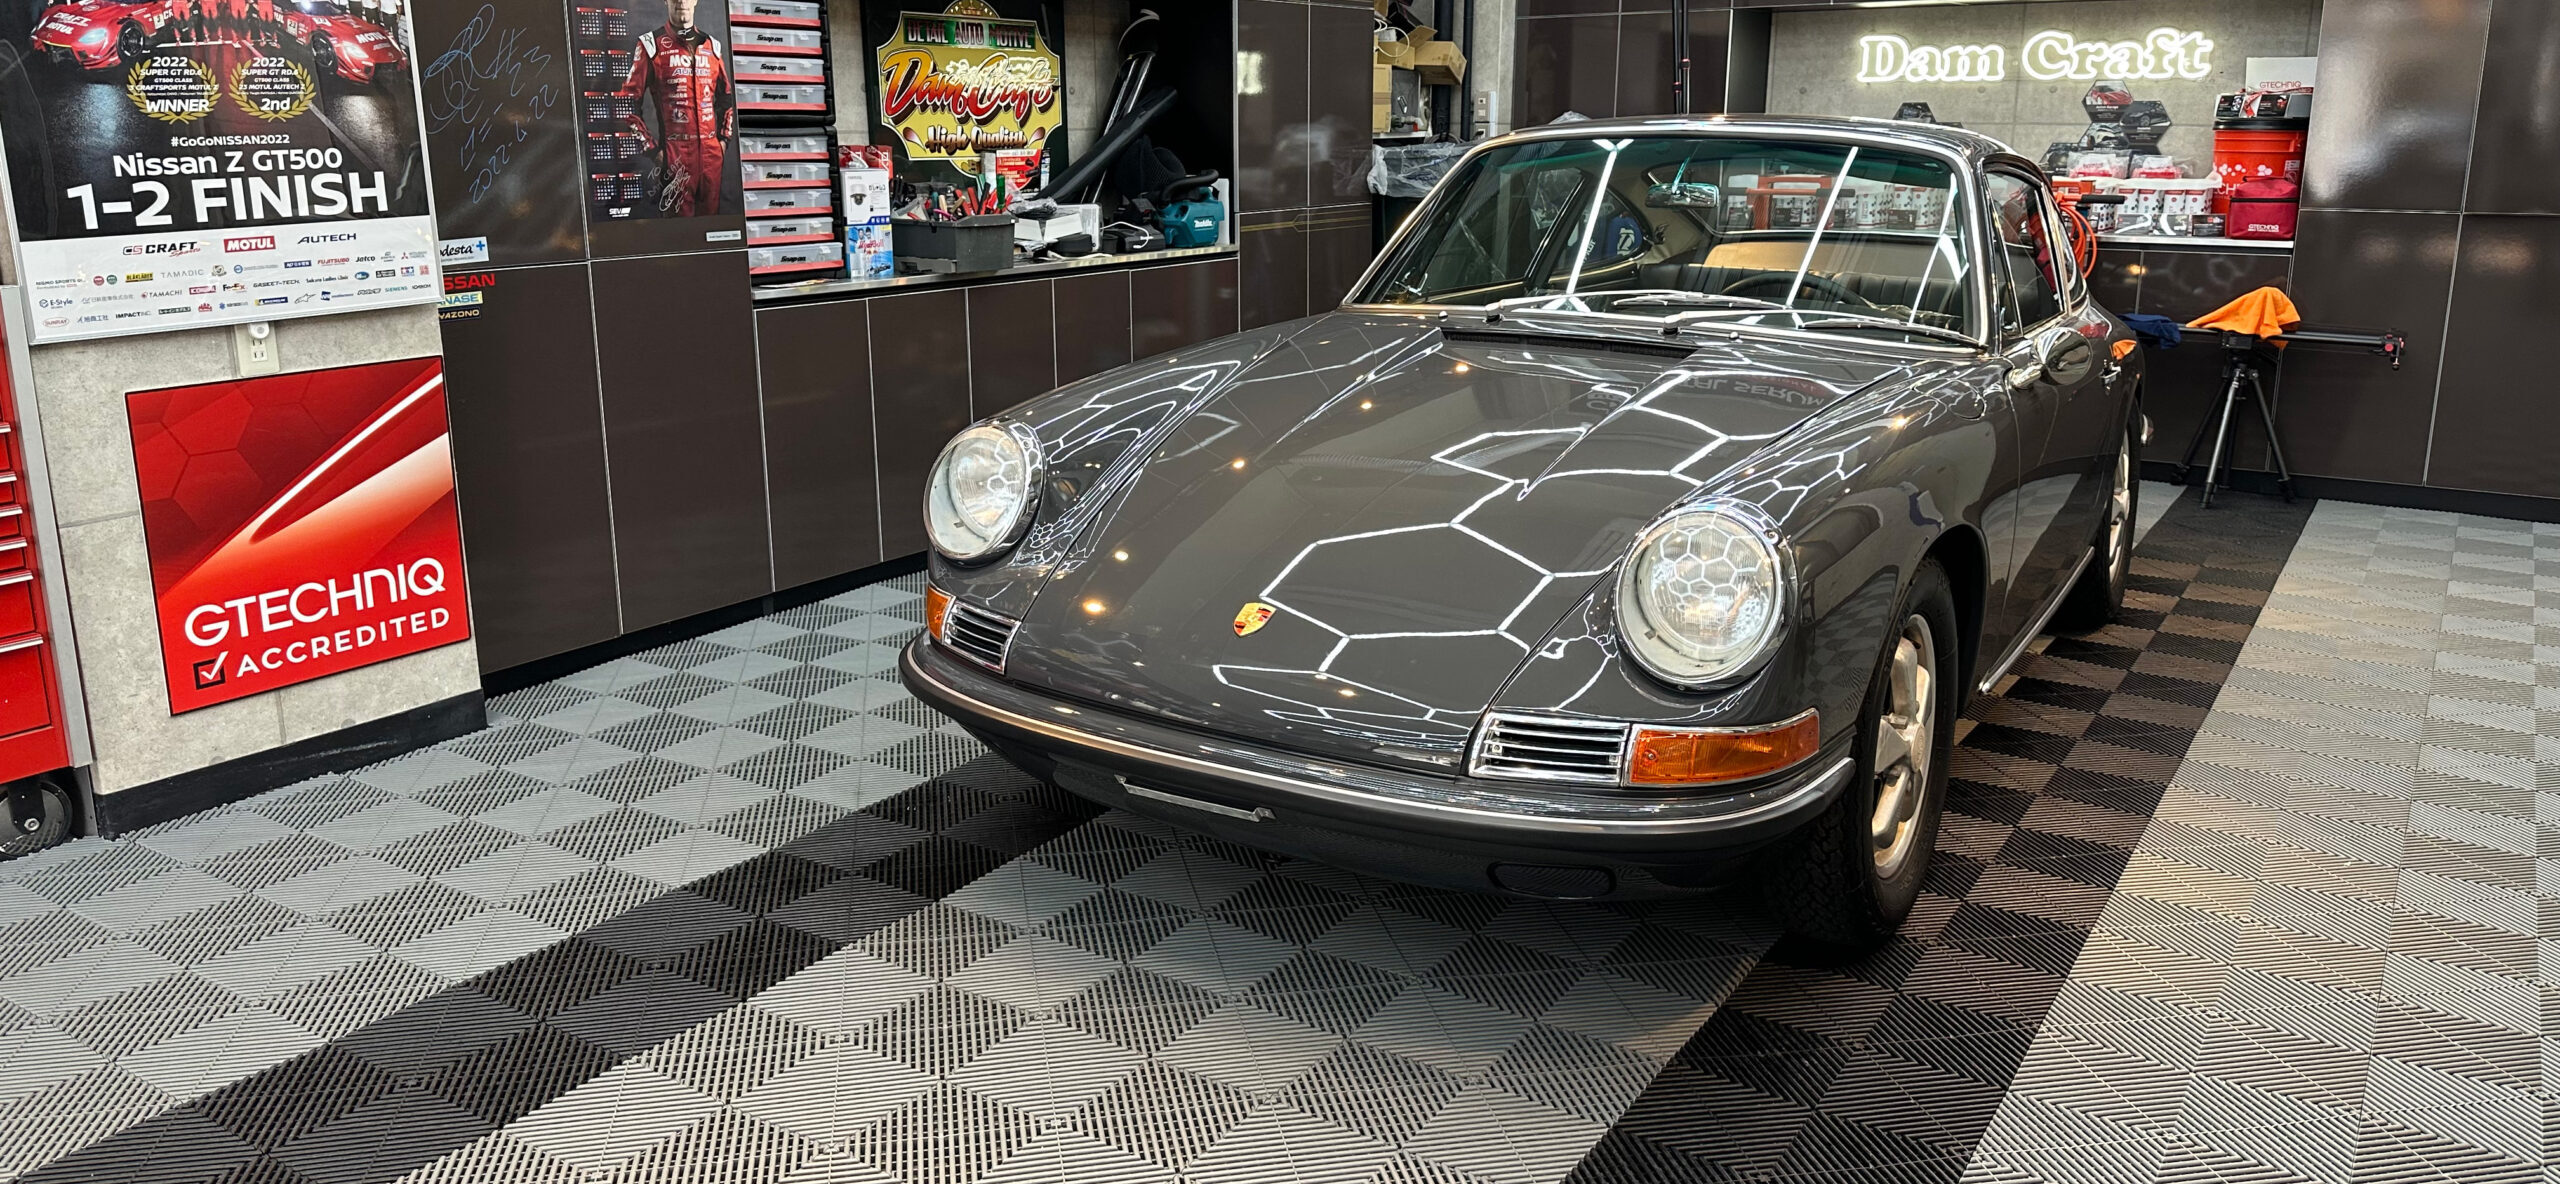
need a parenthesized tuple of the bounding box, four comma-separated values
(1985, 172, 2063, 330)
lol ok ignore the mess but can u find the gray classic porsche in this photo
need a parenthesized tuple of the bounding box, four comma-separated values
(902, 115, 2142, 952)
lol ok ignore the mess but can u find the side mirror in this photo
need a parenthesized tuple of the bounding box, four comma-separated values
(2006, 328, 2090, 389)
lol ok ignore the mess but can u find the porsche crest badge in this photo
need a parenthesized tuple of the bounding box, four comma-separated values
(1233, 602, 1275, 636)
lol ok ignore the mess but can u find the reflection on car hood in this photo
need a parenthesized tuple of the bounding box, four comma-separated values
(1002, 311, 1923, 773)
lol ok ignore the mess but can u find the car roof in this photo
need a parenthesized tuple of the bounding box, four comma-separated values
(1495, 113, 2019, 169)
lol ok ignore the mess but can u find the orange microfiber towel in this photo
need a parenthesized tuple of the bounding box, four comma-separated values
(2188, 286, 2302, 341)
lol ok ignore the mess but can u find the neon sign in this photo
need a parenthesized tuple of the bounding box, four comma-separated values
(1855, 27, 2214, 85)
(1856, 35, 2005, 84)
(2021, 28, 2214, 81)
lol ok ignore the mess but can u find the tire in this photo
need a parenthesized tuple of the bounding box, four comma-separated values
(1755, 559, 1959, 959)
(2054, 404, 2141, 632)
(0, 776, 71, 861)
(116, 21, 146, 64)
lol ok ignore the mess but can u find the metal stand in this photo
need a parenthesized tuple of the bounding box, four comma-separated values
(2175, 333, 2295, 507)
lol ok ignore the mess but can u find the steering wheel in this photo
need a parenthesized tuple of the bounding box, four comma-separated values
(1720, 271, 1881, 309)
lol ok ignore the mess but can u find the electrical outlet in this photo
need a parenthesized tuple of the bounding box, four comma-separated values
(233, 321, 279, 376)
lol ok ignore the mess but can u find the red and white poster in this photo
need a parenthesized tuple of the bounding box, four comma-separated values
(126, 356, 470, 713)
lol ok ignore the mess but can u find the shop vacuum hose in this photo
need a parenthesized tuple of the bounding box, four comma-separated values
(1034, 88, 1179, 204)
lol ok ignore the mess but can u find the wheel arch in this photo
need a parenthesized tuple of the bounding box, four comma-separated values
(1919, 522, 1987, 711)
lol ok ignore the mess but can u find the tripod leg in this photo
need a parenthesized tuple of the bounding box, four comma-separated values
(2251, 371, 2296, 502)
(2175, 393, 2215, 484)
(2200, 367, 2244, 509)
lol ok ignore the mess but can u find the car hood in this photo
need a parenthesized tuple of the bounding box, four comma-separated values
(1000, 311, 1923, 773)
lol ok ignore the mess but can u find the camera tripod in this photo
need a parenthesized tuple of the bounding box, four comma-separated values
(2174, 332, 2293, 508)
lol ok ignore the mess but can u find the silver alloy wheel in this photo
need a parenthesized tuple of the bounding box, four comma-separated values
(2106, 437, 2133, 576)
(1870, 614, 1937, 877)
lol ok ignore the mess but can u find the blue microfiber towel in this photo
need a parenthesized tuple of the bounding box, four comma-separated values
(2120, 313, 2183, 349)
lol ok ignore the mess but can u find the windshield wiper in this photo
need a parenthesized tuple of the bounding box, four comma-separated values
(1608, 292, 1790, 312)
(1793, 316, 1983, 349)
(1481, 294, 1585, 316)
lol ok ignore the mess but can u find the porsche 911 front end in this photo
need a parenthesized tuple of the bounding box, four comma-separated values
(902, 115, 2139, 950)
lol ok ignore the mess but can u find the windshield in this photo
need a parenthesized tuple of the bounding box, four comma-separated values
(296, 1, 350, 14)
(1359, 134, 1981, 343)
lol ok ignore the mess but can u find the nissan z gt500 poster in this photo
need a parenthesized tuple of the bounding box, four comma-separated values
(0, 0, 437, 342)
(126, 356, 470, 714)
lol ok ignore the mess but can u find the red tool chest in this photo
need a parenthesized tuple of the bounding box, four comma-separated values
(0, 323, 70, 784)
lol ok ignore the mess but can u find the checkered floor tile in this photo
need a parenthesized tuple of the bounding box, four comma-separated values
(0, 581, 952, 1182)
(1568, 488, 2318, 1184)
(1964, 500, 2560, 1184)
(7, 487, 2550, 1184)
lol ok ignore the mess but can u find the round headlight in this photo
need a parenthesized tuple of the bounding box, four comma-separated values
(1616, 506, 1789, 688)
(925, 423, 1041, 562)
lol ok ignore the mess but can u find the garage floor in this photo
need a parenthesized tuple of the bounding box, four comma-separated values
(0, 487, 2550, 1184)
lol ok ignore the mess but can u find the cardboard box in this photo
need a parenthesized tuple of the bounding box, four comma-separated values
(840, 165, 892, 224)
(1373, 17, 1464, 87)
(1413, 39, 1465, 86)
(1373, 62, 1393, 134)
(847, 222, 894, 280)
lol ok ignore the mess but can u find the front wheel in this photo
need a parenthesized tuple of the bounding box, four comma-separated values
(116, 21, 147, 64)
(1755, 559, 1959, 959)
(2055, 407, 2140, 631)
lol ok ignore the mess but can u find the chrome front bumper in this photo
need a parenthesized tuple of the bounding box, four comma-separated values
(902, 637, 1855, 884)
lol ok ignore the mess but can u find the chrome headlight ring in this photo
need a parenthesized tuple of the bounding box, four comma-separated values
(1613, 499, 1794, 691)
(924, 420, 1046, 564)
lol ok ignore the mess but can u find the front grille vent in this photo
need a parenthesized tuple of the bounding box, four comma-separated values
(942, 600, 1018, 672)
(1469, 714, 1628, 785)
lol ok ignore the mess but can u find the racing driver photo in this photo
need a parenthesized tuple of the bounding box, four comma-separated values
(613, 0, 737, 220)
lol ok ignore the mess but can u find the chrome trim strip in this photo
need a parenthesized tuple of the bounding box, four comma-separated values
(1126, 784, 1276, 823)
(1976, 545, 2094, 694)
(909, 652, 1856, 835)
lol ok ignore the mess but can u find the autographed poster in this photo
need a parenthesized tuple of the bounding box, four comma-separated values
(414, 0, 585, 268)
(572, 0, 745, 257)
(0, 0, 438, 342)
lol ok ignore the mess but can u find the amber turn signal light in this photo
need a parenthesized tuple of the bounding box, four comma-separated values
(1627, 710, 1820, 786)
(924, 585, 952, 643)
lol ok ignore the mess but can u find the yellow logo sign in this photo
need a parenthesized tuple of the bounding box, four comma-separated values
(1233, 602, 1275, 637)
(877, 1, 1062, 168)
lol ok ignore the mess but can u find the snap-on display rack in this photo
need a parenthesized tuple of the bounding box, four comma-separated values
(731, 0, 843, 282)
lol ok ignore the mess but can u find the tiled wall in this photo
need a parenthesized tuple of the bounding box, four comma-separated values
(1513, 0, 1733, 126)
(2284, 0, 2560, 507)
(1238, 0, 1393, 329)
